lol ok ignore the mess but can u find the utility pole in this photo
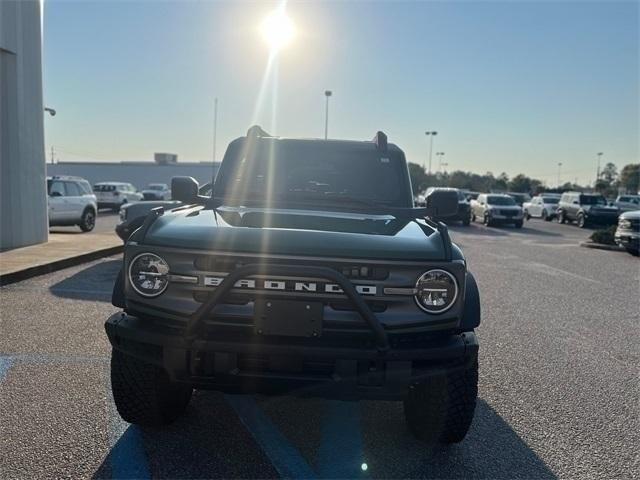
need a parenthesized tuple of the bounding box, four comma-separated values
(596, 152, 603, 185)
(213, 98, 218, 162)
(557, 162, 563, 188)
(425, 131, 437, 173)
(436, 152, 445, 172)
(50, 146, 55, 165)
(324, 90, 332, 140)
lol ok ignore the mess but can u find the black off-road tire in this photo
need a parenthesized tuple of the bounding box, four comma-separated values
(111, 349, 193, 426)
(542, 209, 550, 221)
(403, 359, 478, 443)
(462, 216, 471, 226)
(557, 211, 566, 224)
(514, 220, 523, 229)
(524, 210, 531, 221)
(626, 247, 639, 257)
(483, 214, 492, 227)
(577, 213, 586, 228)
(79, 208, 96, 232)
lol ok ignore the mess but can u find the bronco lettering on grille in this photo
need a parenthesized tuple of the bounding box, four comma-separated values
(202, 276, 377, 295)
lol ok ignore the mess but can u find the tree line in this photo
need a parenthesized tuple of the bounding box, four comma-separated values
(408, 162, 639, 198)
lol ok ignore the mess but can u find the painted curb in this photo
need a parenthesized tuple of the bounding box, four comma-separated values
(0, 244, 123, 286)
(579, 241, 625, 252)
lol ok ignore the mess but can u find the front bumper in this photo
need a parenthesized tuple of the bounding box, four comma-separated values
(615, 230, 640, 250)
(488, 214, 522, 223)
(105, 312, 478, 400)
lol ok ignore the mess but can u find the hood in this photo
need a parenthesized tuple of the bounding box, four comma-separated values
(584, 204, 618, 212)
(620, 210, 640, 220)
(141, 206, 447, 261)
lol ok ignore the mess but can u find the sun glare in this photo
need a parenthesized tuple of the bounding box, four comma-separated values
(261, 9, 295, 52)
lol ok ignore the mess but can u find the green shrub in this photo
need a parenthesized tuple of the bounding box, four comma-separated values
(589, 225, 617, 245)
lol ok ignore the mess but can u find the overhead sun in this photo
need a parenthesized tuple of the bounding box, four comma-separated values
(261, 9, 295, 52)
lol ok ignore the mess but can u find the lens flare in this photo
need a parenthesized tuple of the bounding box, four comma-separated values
(261, 9, 295, 52)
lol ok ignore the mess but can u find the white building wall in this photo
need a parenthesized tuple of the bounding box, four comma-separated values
(0, 0, 47, 250)
(47, 162, 221, 190)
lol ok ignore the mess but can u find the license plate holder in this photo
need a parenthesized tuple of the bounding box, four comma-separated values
(254, 299, 323, 337)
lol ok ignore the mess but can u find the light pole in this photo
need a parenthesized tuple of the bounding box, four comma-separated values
(436, 152, 445, 172)
(596, 152, 603, 185)
(44, 107, 56, 164)
(324, 90, 332, 140)
(425, 131, 437, 173)
(213, 98, 218, 162)
(557, 162, 563, 188)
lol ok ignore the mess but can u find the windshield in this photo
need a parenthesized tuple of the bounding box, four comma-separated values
(148, 185, 165, 190)
(542, 197, 559, 204)
(581, 195, 606, 205)
(487, 196, 516, 206)
(215, 140, 411, 208)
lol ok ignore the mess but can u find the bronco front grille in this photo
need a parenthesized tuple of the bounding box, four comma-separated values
(193, 255, 389, 280)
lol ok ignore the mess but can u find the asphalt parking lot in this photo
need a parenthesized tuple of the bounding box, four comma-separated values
(1, 219, 638, 479)
(49, 210, 120, 235)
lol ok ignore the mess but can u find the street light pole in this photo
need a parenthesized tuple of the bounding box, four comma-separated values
(557, 162, 563, 188)
(436, 152, 445, 172)
(425, 131, 437, 173)
(213, 98, 218, 162)
(324, 90, 332, 140)
(596, 152, 603, 185)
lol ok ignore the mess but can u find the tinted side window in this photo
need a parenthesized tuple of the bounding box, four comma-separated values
(49, 181, 65, 196)
(65, 182, 81, 196)
(78, 181, 92, 195)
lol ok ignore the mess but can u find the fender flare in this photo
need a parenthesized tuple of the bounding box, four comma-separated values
(460, 271, 481, 331)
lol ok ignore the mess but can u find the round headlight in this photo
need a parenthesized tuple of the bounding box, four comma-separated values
(128, 253, 170, 297)
(414, 269, 458, 314)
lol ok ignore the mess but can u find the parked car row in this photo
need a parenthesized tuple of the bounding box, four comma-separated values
(415, 188, 638, 242)
(47, 176, 177, 233)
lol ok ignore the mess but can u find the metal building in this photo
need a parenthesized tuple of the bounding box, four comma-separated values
(0, 0, 47, 250)
(47, 160, 221, 190)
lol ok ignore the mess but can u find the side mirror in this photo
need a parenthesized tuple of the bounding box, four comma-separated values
(425, 189, 458, 217)
(50, 191, 62, 197)
(171, 176, 199, 203)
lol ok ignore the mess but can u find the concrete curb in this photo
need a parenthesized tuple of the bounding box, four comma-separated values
(0, 244, 123, 286)
(579, 241, 625, 252)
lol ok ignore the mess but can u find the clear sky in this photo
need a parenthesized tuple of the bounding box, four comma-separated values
(43, 0, 638, 186)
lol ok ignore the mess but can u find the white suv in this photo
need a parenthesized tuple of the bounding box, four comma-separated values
(47, 176, 98, 232)
(93, 182, 143, 211)
(141, 183, 170, 200)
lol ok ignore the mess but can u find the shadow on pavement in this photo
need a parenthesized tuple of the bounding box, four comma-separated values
(93, 392, 556, 479)
(93, 391, 279, 480)
(361, 398, 556, 479)
(49, 259, 121, 302)
(516, 224, 563, 237)
(449, 224, 509, 237)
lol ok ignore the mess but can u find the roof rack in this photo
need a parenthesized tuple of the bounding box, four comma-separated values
(246, 125, 272, 139)
(372, 131, 387, 151)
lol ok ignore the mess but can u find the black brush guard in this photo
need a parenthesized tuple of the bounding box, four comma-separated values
(184, 263, 390, 354)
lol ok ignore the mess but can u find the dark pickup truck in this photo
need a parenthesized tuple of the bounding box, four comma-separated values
(105, 127, 481, 443)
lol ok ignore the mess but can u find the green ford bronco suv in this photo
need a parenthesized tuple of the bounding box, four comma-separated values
(106, 127, 481, 443)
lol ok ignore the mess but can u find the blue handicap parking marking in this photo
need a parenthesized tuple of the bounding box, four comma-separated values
(225, 394, 317, 479)
(318, 400, 369, 479)
(109, 425, 151, 479)
(0, 355, 14, 383)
